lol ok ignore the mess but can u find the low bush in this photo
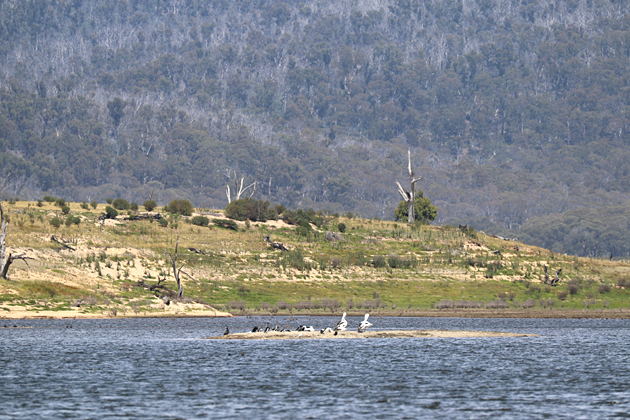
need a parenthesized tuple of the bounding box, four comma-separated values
(191, 215, 210, 226)
(214, 218, 238, 230)
(143, 200, 157, 212)
(49, 217, 61, 228)
(112, 198, 130, 210)
(225, 198, 276, 222)
(61, 205, 70, 215)
(157, 218, 168, 227)
(130, 202, 139, 211)
(337, 222, 346, 233)
(55, 198, 66, 207)
(434, 299, 454, 309)
(598, 283, 611, 294)
(43, 195, 56, 203)
(80, 202, 89, 210)
(165, 199, 194, 216)
(65, 215, 81, 226)
(105, 206, 118, 218)
(90, 200, 98, 209)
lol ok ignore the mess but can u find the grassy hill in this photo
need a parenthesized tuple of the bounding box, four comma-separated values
(1, 199, 630, 319)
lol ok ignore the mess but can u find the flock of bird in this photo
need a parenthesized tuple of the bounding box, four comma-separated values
(222, 312, 373, 336)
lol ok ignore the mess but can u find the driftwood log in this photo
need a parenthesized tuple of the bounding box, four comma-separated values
(263, 235, 289, 251)
(51, 235, 76, 251)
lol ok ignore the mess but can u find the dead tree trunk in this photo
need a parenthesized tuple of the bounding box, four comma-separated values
(395, 150, 423, 224)
(165, 237, 185, 298)
(226, 174, 259, 203)
(0, 170, 33, 279)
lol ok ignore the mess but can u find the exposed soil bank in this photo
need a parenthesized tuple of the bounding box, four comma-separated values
(205, 330, 536, 340)
(0, 307, 232, 320)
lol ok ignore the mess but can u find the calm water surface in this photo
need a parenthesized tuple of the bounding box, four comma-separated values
(1, 316, 629, 419)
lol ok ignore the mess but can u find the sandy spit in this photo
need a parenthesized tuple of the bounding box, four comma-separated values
(0, 308, 232, 320)
(205, 330, 536, 340)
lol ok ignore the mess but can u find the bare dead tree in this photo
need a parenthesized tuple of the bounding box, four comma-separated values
(395, 150, 423, 224)
(543, 266, 562, 286)
(1, 170, 34, 279)
(226, 173, 259, 203)
(164, 237, 185, 298)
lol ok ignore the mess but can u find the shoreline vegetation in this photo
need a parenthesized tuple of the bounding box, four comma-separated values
(1, 199, 630, 320)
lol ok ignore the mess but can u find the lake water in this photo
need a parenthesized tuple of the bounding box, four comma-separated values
(1, 316, 629, 419)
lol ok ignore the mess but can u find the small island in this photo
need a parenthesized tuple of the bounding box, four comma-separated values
(205, 330, 537, 340)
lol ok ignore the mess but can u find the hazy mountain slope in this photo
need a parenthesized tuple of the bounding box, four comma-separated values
(1, 0, 630, 256)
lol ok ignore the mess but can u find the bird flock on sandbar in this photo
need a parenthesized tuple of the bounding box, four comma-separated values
(222, 312, 374, 337)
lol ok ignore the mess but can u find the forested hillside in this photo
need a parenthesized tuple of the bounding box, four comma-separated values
(1, 0, 630, 257)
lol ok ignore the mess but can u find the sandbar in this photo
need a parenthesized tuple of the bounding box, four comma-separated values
(205, 329, 536, 340)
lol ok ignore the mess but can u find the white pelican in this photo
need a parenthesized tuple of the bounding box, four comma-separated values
(357, 314, 373, 332)
(334, 312, 348, 331)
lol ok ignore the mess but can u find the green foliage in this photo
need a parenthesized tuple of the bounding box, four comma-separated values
(112, 198, 130, 210)
(105, 206, 118, 218)
(49, 217, 61, 228)
(164, 199, 194, 216)
(106, 198, 113, 204)
(337, 222, 346, 233)
(36, 200, 43, 207)
(143, 200, 157, 212)
(214, 218, 238, 230)
(394, 191, 437, 223)
(65, 215, 80, 226)
(157, 218, 168, 227)
(61, 205, 70, 215)
(43, 196, 56, 203)
(225, 198, 276, 222)
(130, 202, 139, 211)
(191, 215, 210, 227)
(80, 202, 89, 210)
(55, 198, 66, 207)
(281, 208, 323, 228)
(90, 200, 98, 209)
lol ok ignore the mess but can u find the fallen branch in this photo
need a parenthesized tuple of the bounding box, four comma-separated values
(188, 247, 206, 255)
(51, 235, 76, 251)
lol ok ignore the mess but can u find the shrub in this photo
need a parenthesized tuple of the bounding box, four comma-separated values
(61, 205, 70, 215)
(225, 198, 276, 222)
(43, 195, 56, 203)
(191, 215, 209, 227)
(598, 283, 611, 294)
(106, 198, 113, 204)
(143, 199, 157, 212)
(105, 206, 118, 218)
(372, 255, 387, 268)
(567, 283, 580, 296)
(49, 217, 61, 228)
(130, 202, 139, 211)
(521, 298, 536, 308)
(55, 198, 66, 207)
(112, 198, 130, 210)
(90, 200, 98, 209)
(434, 299, 454, 309)
(214, 218, 238, 230)
(164, 199, 194, 216)
(157, 218, 168, 227)
(65, 215, 80, 226)
(80, 202, 89, 210)
(556, 291, 568, 300)
(36, 199, 44, 207)
(486, 299, 509, 309)
(337, 222, 346, 233)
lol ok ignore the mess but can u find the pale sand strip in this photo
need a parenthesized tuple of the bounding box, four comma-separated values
(205, 330, 536, 340)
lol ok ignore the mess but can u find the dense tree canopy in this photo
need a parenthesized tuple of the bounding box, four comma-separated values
(1, 0, 630, 256)
(394, 192, 438, 224)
